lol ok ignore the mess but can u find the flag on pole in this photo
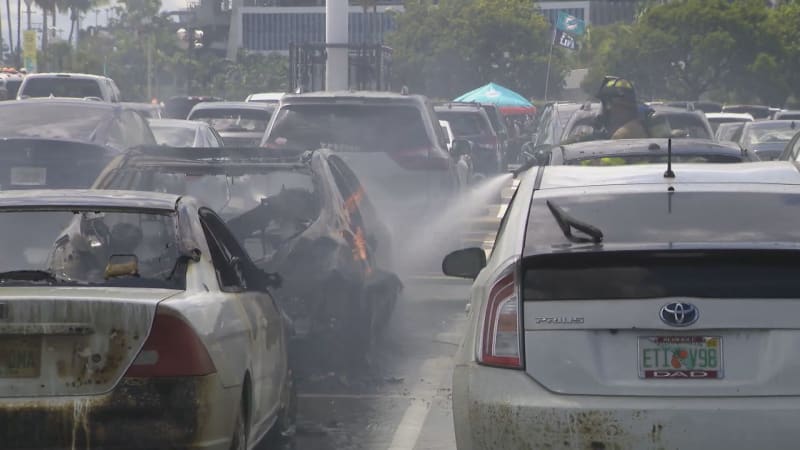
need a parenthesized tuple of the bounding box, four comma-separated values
(555, 29, 578, 50)
(556, 11, 586, 36)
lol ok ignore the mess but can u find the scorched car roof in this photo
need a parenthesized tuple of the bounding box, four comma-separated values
(0, 189, 180, 211)
(558, 138, 744, 161)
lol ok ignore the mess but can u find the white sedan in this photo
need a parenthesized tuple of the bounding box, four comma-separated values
(0, 189, 294, 450)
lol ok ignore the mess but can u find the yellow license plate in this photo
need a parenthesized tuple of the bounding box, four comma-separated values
(0, 336, 41, 378)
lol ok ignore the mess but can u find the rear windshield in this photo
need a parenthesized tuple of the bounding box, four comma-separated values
(567, 154, 742, 165)
(743, 124, 799, 146)
(151, 126, 197, 147)
(524, 250, 800, 300)
(525, 191, 800, 253)
(435, 111, 491, 136)
(0, 140, 113, 189)
(0, 209, 183, 289)
(651, 114, 711, 139)
(0, 103, 109, 140)
(189, 108, 271, 133)
(266, 104, 431, 152)
(21, 77, 103, 99)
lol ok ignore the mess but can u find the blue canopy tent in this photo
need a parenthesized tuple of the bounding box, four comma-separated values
(454, 83, 536, 115)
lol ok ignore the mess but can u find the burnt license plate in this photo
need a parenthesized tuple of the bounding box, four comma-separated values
(0, 336, 42, 378)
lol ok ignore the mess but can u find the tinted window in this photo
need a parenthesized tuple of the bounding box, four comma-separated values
(21, 77, 103, 99)
(435, 111, 491, 136)
(525, 192, 800, 253)
(6, 79, 21, 98)
(189, 108, 271, 132)
(267, 104, 431, 152)
(0, 103, 110, 140)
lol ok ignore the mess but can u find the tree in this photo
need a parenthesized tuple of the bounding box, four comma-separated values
(386, 0, 567, 100)
(34, 0, 56, 69)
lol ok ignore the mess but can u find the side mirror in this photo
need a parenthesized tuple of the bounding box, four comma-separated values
(521, 143, 553, 166)
(442, 247, 487, 279)
(451, 139, 473, 158)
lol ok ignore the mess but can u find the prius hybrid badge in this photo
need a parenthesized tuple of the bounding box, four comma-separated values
(660, 302, 698, 327)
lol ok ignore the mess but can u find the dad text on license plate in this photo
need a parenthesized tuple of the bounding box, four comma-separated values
(638, 336, 723, 379)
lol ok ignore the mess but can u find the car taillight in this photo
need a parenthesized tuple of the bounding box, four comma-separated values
(479, 272, 522, 369)
(124, 309, 216, 377)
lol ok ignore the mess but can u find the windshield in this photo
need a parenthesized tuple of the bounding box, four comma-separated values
(266, 104, 431, 152)
(569, 154, 741, 165)
(0, 103, 109, 140)
(188, 108, 271, 132)
(21, 78, 103, 99)
(435, 111, 492, 136)
(743, 124, 799, 146)
(0, 209, 183, 288)
(150, 126, 197, 147)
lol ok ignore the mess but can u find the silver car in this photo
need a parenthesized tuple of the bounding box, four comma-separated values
(149, 118, 225, 147)
(446, 162, 800, 450)
(0, 189, 294, 450)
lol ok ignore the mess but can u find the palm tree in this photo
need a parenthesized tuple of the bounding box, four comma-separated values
(33, 0, 55, 69)
(5, 0, 12, 63)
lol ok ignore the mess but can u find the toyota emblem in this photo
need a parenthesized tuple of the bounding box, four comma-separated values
(659, 302, 698, 327)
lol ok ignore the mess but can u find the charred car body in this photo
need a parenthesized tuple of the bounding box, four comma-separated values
(0, 189, 293, 450)
(93, 147, 402, 360)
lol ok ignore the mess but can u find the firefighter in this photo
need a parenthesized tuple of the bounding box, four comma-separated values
(595, 76, 649, 140)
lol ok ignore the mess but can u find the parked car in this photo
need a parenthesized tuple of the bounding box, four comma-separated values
(148, 119, 225, 147)
(559, 104, 714, 145)
(17, 73, 121, 102)
(435, 103, 503, 175)
(774, 110, 800, 120)
(0, 189, 294, 450)
(705, 112, 754, 132)
(0, 99, 157, 190)
(0, 71, 24, 100)
(93, 147, 402, 362)
(188, 101, 275, 147)
(445, 161, 800, 450)
(163, 95, 223, 120)
(245, 92, 285, 104)
(722, 104, 772, 120)
(261, 92, 468, 267)
(738, 120, 800, 160)
(479, 103, 511, 168)
(123, 101, 165, 119)
(523, 138, 753, 167)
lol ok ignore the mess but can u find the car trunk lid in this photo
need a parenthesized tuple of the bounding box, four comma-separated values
(0, 287, 180, 397)
(521, 249, 800, 396)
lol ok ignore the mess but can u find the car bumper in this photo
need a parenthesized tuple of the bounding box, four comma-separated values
(0, 374, 237, 450)
(453, 362, 800, 450)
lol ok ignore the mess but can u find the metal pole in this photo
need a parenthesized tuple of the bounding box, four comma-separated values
(146, 34, 152, 100)
(16, 0, 20, 67)
(543, 27, 556, 103)
(325, 0, 348, 91)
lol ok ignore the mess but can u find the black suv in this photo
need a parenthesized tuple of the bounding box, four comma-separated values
(435, 103, 503, 174)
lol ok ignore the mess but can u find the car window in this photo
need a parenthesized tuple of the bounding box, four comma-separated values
(151, 126, 198, 147)
(568, 154, 742, 165)
(436, 111, 492, 136)
(266, 104, 432, 152)
(199, 209, 247, 292)
(21, 77, 103, 99)
(189, 108, 271, 132)
(0, 103, 109, 141)
(743, 124, 799, 146)
(123, 111, 156, 146)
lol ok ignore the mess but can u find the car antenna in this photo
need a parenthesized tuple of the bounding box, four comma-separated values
(664, 138, 675, 179)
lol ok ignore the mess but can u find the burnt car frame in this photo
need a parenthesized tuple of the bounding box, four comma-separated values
(93, 147, 402, 361)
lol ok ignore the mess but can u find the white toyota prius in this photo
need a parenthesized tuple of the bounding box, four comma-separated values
(446, 161, 800, 450)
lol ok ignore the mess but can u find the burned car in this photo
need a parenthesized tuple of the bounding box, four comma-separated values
(0, 189, 293, 450)
(93, 147, 402, 361)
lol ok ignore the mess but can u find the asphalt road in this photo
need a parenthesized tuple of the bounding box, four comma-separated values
(286, 175, 517, 450)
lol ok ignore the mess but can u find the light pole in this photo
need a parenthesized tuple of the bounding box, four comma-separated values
(177, 27, 204, 94)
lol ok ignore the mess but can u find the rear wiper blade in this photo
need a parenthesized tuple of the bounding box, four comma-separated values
(0, 269, 61, 284)
(546, 200, 604, 244)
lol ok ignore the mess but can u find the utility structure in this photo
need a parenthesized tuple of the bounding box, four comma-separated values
(288, 0, 393, 93)
(177, 26, 205, 94)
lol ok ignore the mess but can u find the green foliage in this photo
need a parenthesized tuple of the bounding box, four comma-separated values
(584, 0, 800, 106)
(40, 0, 288, 101)
(387, 0, 568, 100)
